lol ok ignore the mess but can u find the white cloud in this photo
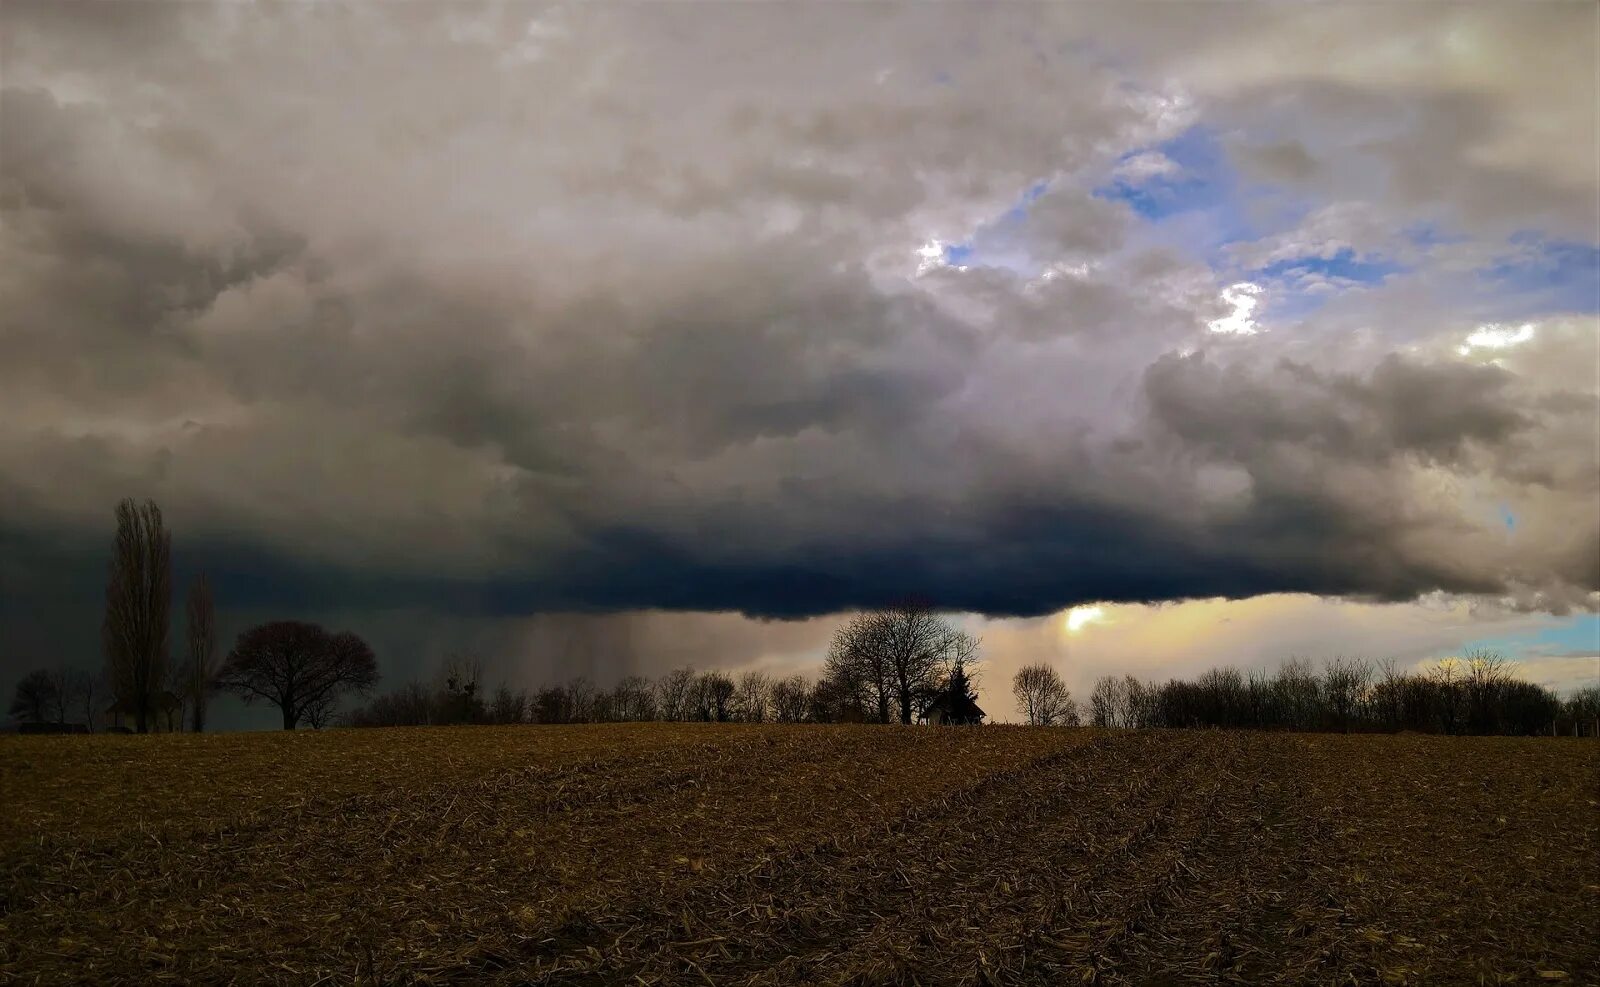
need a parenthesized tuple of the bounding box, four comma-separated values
(1111, 149, 1182, 185)
(1458, 322, 1536, 356)
(1207, 282, 1264, 334)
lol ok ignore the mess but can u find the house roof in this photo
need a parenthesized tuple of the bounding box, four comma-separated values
(923, 693, 985, 718)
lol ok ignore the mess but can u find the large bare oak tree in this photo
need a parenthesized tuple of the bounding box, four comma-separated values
(825, 601, 975, 724)
(216, 621, 378, 730)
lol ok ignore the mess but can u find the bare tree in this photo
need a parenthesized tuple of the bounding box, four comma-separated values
(1323, 657, 1373, 733)
(1012, 663, 1077, 725)
(1427, 659, 1464, 735)
(1373, 658, 1405, 730)
(825, 613, 895, 723)
(609, 675, 657, 721)
(1462, 650, 1513, 734)
(694, 671, 736, 722)
(565, 676, 597, 723)
(1088, 675, 1121, 727)
(164, 660, 190, 733)
(216, 621, 379, 730)
(1274, 658, 1322, 731)
(63, 668, 99, 732)
(184, 574, 219, 732)
(885, 603, 966, 725)
(827, 603, 969, 724)
(489, 682, 528, 724)
(533, 684, 568, 723)
(1125, 675, 1160, 728)
(657, 666, 697, 721)
(102, 498, 171, 733)
(8, 670, 60, 724)
(734, 671, 772, 722)
(44, 668, 71, 723)
(1565, 684, 1600, 737)
(303, 690, 340, 730)
(771, 674, 810, 723)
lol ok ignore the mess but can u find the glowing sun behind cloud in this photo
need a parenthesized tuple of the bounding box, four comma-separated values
(1064, 605, 1108, 634)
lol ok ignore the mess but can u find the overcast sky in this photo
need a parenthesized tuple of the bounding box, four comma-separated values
(2, 3, 1596, 726)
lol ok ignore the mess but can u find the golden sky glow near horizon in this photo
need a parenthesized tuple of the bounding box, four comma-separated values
(957, 594, 1598, 723)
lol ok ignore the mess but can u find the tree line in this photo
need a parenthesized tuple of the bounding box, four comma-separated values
(346, 602, 986, 727)
(8, 499, 379, 733)
(1062, 653, 1598, 737)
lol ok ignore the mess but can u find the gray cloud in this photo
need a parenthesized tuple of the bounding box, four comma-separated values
(1, 2, 1594, 698)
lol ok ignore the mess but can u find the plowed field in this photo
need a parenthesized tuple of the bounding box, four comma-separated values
(2, 726, 1595, 984)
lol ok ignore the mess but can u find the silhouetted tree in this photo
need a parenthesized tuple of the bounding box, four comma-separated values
(303, 690, 340, 730)
(1461, 650, 1512, 734)
(771, 674, 810, 723)
(102, 498, 171, 733)
(1428, 659, 1464, 735)
(657, 666, 697, 722)
(734, 671, 772, 722)
(9, 670, 61, 724)
(184, 574, 219, 733)
(489, 683, 529, 724)
(565, 676, 597, 723)
(825, 613, 894, 723)
(436, 654, 486, 724)
(1565, 685, 1600, 737)
(533, 684, 569, 724)
(1275, 658, 1322, 730)
(216, 621, 378, 730)
(695, 671, 736, 722)
(1322, 657, 1372, 733)
(827, 603, 971, 724)
(609, 675, 656, 721)
(62, 668, 99, 732)
(924, 653, 984, 725)
(1088, 676, 1120, 727)
(1125, 675, 1159, 728)
(344, 681, 433, 727)
(806, 675, 858, 723)
(1372, 658, 1405, 730)
(1013, 663, 1077, 725)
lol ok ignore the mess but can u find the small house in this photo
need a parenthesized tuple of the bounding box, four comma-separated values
(921, 691, 985, 726)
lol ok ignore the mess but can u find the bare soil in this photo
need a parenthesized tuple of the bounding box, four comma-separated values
(1, 726, 1594, 984)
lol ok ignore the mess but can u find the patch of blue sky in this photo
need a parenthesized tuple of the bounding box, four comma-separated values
(1095, 126, 1235, 223)
(941, 242, 975, 266)
(1246, 247, 1406, 321)
(1463, 614, 1600, 664)
(1251, 247, 1404, 286)
(1473, 234, 1600, 318)
(1092, 126, 1282, 273)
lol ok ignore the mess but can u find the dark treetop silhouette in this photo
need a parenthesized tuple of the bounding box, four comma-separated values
(216, 621, 379, 730)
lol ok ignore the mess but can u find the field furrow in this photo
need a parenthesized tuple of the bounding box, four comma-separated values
(1, 727, 1595, 985)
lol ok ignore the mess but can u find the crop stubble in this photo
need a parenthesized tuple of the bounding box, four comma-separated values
(1, 725, 1594, 985)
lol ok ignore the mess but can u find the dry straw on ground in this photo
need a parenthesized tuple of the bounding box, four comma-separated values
(1, 724, 1596, 984)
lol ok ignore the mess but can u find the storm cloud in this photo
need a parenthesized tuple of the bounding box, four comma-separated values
(1, 3, 1595, 700)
